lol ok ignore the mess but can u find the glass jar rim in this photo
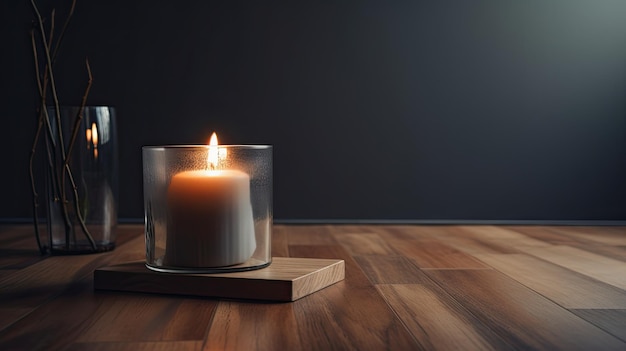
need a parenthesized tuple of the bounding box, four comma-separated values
(143, 144, 272, 150)
(46, 105, 115, 109)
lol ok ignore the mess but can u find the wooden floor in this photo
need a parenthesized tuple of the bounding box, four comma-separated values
(0, 224, 625, 350)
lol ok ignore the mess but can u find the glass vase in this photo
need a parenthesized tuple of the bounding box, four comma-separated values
(43, 106, 118, 254)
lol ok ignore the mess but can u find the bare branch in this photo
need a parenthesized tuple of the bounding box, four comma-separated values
(31, 0, 65, 158)
(63, 58, 97, 250)
(31, 0, 73, 249)
(49, 8, 55, 44)
(30, 27, 47, 254)
(31, 0, 98, 252)
(65, 59, 93, 163)
(52, 0, 76, 62)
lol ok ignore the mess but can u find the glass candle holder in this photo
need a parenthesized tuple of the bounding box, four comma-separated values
(142, 145, 272, 273)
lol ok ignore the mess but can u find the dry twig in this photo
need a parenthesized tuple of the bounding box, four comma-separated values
(30, 0, 97, 253)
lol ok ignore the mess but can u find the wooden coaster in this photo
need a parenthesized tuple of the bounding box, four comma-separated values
(94, 257, 345, 302)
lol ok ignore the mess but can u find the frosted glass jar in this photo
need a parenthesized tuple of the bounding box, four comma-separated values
(143, 145, 272, 273)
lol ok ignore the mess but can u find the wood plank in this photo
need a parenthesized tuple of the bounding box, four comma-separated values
(0, 252, 44, 272)
(391, 237, 490, 269)
(0, 226, 150, 347)
(507, 225, 626, 245)
(436, 235, 519, 255)
(373, 225, 438, 242)
(547, 226, 626, 246)
(67, 341, 203, 351)
(568, 245, 626, 263)
(0, 234, 145, 330)
(0, 278, 218, 349)
(373, 226, 513, 268)
(0, 308, 31, 332)
(75, 294, 217, 342)
(94, 257, 345, 302)
(571, 309, 626, 342)
(115, 224, 149, 246)
(352, 255, 430, 284)
(460, 226, 553, 248)
(0, 279, 108, 350)
(0, 225, 40, 250)
(0, 224, 142, 273)
(377, 284, 514, 350)
(290, 283, 419, 351)
(288, 244, 419, 350)
(508, 226, 626, 261)
(335, 233, 397, 256)
(0, 255, 104, 311)
(283, 225, 338, 245)
(505, 226, 582, 246)
(474, 253, 626, 308)
(288, 245, 368, 288)
(377, 225, 520, 255)
(271, 225, 290, 257)
(326, 224, 377, 235)
(415, 226, 521, 255)
(0, 225, 46, 273)
(424, 269, 626, 350)
(516, 245, 626, 290)
(3, 224, 626, 351)
(204, 301, 302, 351)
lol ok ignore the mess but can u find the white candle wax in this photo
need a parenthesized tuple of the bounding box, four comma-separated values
(164, 169, 256, 267)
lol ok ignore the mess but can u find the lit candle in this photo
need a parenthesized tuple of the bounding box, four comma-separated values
(86, 122, 98, 159)
(91, 123, 98, 159)
(164, 133, 256, 268)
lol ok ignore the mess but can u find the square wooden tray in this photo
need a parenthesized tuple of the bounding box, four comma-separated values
(94, 257, 345, 302)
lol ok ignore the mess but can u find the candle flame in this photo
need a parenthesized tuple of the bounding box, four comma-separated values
(88, 123, 99, 159)
(86, 128, 92, 148)
(208, 132, 218, 169)
(91, 123, 98, 147)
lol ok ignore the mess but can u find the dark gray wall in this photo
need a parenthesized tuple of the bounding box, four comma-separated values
(2, 0, 626, 222)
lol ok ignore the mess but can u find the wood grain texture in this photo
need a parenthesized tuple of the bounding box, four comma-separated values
(67, 341, 203, 351)
(335, 233, 396, 256)
(74, 295, 218, 342)
(417, 226, 520, 255)
(546, 226, 626, 246)
(283, 225, 338, 245)
(474, 253, 626, 308)
(204, 301, 302, 351)
(1, 224, 625, 350)
(570, 309, 626, 342)
(507, 226, 626, 261)
(377, 284, 514, 350)
(287, 244, 419, 350)
(516, 245, 626, 290)
(271, 225, 291, 257)
(94, 257, 345, 301)
(371, 226, 497, 268)
(391, 237, 490, 269)
(352, 255, 430, 284)
(0, 233, 144, 332)
(0, 225, 45, 275)
(0, 278, 111, 350)
(423, 269, 625, 350)
(458, 225, 554, 248)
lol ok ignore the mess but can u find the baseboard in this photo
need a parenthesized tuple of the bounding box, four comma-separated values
(272, 219, 626, 226)
(2, 217, 624, 226)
